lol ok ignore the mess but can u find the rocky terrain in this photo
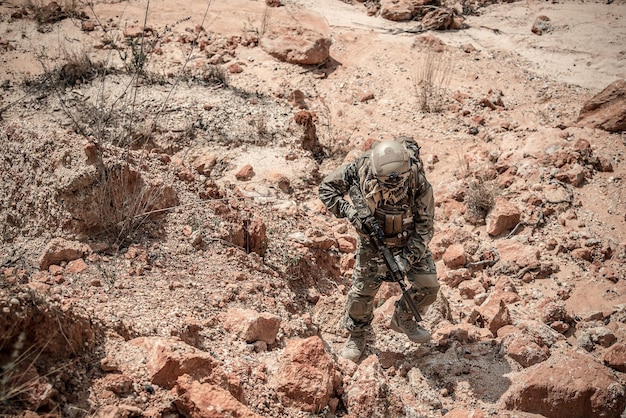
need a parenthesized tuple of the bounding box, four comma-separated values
(1, 0, 626, 417)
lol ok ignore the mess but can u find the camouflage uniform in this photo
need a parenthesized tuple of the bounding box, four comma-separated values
(318, 138, 439, 338)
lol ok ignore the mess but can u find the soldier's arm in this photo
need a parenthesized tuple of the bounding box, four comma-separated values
(318, 161, 360, 219)
(402, 176, 435, 266)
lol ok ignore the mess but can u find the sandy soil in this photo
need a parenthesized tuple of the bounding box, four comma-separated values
(1, 0, 626, 416)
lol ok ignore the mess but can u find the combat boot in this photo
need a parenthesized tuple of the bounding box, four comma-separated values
(341, 334, 366, 362)
(390, 311, 431, 343)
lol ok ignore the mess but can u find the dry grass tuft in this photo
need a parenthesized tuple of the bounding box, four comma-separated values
(26, 0, 84, 24)
(465, 179, 500, 221)
(58, 49, 105, 88)
(413, 50, 452, 113)
(94, 164, 175, 248)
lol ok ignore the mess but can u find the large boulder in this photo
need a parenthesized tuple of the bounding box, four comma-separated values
(503, 351, 626, 417)
(222, 308, 281, 344)
(274, 336, 336, 413)
(259, 10, 331, 65)
(175, 376, 262, 418)
(577, 79, 626, 132)
(130, 337, 227, 390)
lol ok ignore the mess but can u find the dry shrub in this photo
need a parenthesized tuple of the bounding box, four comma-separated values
(24, 48, 104, 93)
(201, 64, 229, 86)
(26, 0, 84, 24)
(413, 50, 452, 113)
(58, 49, 105, 88)
(0, 284, 99, 411)
(465, 179, 499, 222)
(95, 164, 178, 246)
(0, 333, 59, 411)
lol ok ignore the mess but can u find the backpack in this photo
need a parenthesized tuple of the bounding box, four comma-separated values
(394, 136, 427, 195)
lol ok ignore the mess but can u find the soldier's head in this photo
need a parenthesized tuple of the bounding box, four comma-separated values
(371, 141, 411, 190)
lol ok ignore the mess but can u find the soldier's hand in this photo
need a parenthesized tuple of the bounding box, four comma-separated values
(345, 207, 362, 231)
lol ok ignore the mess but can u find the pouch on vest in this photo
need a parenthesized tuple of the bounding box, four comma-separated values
(374, 205, 413, 237)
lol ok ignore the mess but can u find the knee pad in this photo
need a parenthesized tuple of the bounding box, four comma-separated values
(412, 273, 440, 309)
(346, 297, 374, 322)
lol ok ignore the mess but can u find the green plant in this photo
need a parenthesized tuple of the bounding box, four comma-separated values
(412, 50, 452, 113)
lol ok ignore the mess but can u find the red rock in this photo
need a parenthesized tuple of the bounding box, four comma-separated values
(496, 239, 540, 269)
(531, 15, 551, 35)
(81, 20, 96, 32)
(433, 323, 492, 344)
(486, 197, 521, 236)
(444, 408, 486, 418)
(274, 336, 335, 412)
(503, 351, 626, 417)
(357, 90, 374, 102)
(227, 63, 243, 74)
(336, 235, 356, 253)
(222, 308, 280, 344)
(603, 343, 626, 372)
(343, 355, 404, 417)
(505, 335, 550, 368)
(380, 0, 424, 21)
(65, 258, 88, 274)
(422, 8, 454, 30)
(130, 337, 227, 390)
(192, 153, 217, 175)
(458, 279, 486, 299)
(39, 238, 86, 270)
(101, 373, 133, 395)
(246, 216, 268, 256)
(441, 268, 471, 288)
(442, 243, 466, 269)
(471, 297, 513, 335)
(577, 79, 626, 132)
(555, 164, 585, 187)
(175, 376, 261, 418)
(260, 20, 330, 65)
(235, 164, 255, 180)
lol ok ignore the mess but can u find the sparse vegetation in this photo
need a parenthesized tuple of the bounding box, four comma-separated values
(465, 179, 500, 220)
(94, 163, 175, 248)
(1, 0, 625, 417)
(413, 50, 452, 113)
(26, 0, 84, 24)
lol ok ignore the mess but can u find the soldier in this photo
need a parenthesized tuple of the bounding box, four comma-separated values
(318, 138, 439, 361)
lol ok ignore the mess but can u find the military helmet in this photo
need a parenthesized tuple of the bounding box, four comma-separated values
(371, 141, 411, 188)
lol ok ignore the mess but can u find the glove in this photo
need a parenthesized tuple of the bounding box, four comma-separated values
(345, 206, 362, 231)
(394, 254, 409, 273)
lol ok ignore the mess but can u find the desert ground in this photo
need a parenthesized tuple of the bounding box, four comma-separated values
(1, 0, 625, 417)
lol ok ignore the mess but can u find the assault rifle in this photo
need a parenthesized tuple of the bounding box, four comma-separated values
(361, 217, 423, 323)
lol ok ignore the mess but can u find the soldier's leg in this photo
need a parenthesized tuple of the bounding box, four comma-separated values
(344, 244, 382, 336)
(341, 243, 382, 361)
(396, 250, 439, 315)
(390, 250, 439, 343)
